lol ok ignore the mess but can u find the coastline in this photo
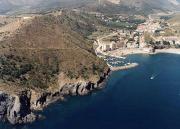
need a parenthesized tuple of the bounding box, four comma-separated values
(154, 48, 180, 55)
(102, 48, 180, 72)
(0, 68, 111, 125)
(1, 47, 180, 125)
(103, 48, 180, 59)
(106, 48, 150, 58)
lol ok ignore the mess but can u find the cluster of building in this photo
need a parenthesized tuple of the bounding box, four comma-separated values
(155, 36, 180, 46)
(136, 19, 161, 33)
(96, 14, 180, 55)
(99, 29, 146, 52)
(136, 16, 180, 47)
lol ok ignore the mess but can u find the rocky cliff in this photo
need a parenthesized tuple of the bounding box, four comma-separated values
(0, 68, 110, 124)
(0, 91, 37, 124)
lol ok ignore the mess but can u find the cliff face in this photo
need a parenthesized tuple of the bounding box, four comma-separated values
(0, 91, 37, 124)
(0, 69, 110, 124)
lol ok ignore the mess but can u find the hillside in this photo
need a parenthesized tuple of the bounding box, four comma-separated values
(0, 0, 97, 14)
(168, 13, 180, 35)
(105, 0, 180, 9)
(1, 0, 180, 15)
(168, 13, 180, 24)
(0, 11, 109, 91)
(97, 0, 180, 15)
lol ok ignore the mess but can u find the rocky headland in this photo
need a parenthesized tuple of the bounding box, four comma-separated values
(0, 68, 110, 125)
(0, 11, 110, 124)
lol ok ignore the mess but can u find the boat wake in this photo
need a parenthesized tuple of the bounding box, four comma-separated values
(150, 74, 159, 80)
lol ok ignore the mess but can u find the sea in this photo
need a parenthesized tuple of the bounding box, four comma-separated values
(1, 53, 180, 129)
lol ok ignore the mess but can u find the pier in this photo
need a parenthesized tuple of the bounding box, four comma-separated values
(110, 63, 139, 71)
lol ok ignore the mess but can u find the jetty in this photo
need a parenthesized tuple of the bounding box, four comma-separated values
(110, 63, 139, 71)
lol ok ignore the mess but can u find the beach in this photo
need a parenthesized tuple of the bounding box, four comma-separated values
(105, 48, 150, 57)
(155, 48, 180, 55)
(104, 48, 180, 58)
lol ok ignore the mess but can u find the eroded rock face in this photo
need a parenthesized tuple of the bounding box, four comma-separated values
(34, 82, 97, 109)
(60, 70, 110, 96)
(0, 68, 110, 124)
(60, 82, 94, 96)
(0, 92, 11, 120)
(0, 91, 37, 125)
(33, 70, 110, 110)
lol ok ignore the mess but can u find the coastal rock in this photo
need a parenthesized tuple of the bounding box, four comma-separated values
(59, 82, 92, 96)
(34, 69, 110, 109)
(59, 70, 110, 96)
(0, 91, 37, 124)
(0, 92, 10, 120)
(0, 68, 110, 125)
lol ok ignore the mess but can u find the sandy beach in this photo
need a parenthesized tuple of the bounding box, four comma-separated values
(105, 48, 180, 58)
(105, 48, 150, 58)
(155, 48, 180, 55)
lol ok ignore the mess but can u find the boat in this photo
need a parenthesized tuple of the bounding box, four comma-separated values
(119, 57, 126, 59)
(150, 76, 155, 80)
(150, 74, 158, 80)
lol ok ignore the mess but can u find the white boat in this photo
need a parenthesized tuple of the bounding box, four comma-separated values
(150, 76, 155, 80)
(150, 74, 158, 80)
(119, 57, 126, 59)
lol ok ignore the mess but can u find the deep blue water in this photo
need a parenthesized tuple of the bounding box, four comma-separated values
(1, 53, 180, 129)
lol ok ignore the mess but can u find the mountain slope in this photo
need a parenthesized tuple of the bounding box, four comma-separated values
(0, 0, 180, 14)
(0, 0, 97, 14)
(98, 0, 180, 15)
(0, 11, 109, 91)
(0, 0, 180, 15)
(105, 0, 180, 7)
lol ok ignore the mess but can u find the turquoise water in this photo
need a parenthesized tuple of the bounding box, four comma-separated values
(1, 53, 180, 129)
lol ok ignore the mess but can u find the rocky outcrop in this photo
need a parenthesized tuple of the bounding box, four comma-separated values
(0, 91, 37, 125)
(0, 68, 110, 124)
(60, 82, 95, 96)
(34, 69, 110, 109)
(60, 73, 109, 96)
(0, 92, 10, 121)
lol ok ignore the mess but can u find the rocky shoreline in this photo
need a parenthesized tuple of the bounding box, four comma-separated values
(0, 69, 110, 125)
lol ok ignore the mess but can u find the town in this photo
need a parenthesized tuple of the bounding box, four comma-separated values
(94, 13, 180, 57)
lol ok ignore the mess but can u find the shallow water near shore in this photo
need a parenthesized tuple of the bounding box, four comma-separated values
(1, 53, 180, 129)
